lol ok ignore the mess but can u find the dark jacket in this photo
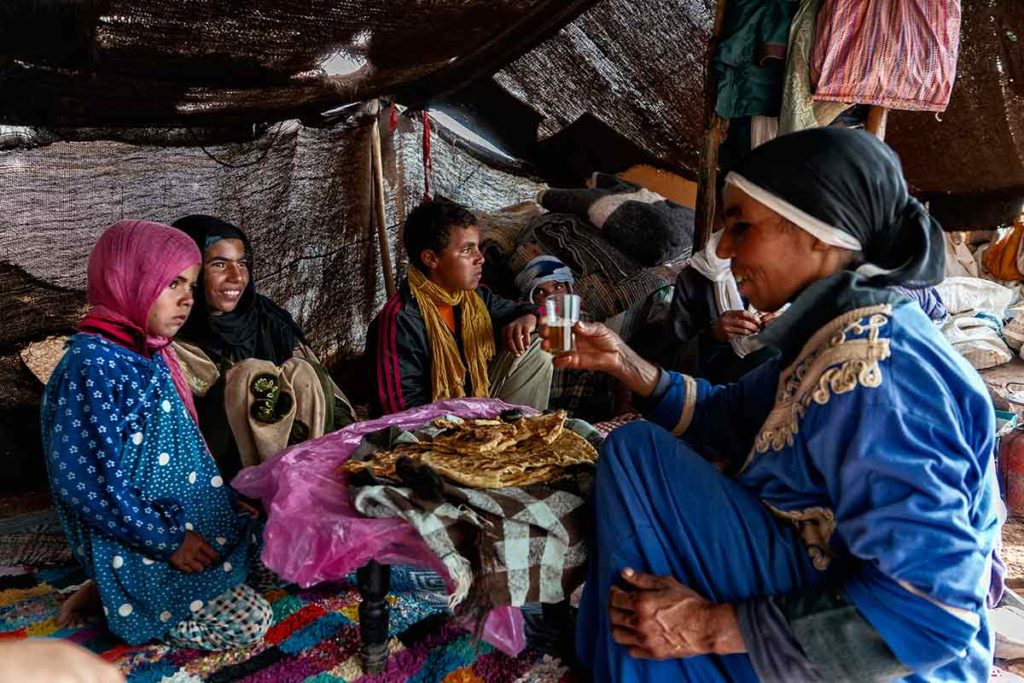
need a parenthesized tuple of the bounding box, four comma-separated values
(645, 267, 776, 385)
(367, 279, 535, 416)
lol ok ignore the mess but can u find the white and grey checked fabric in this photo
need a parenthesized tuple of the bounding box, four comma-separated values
(163, 583, 272, 651)
(354, 480, 589, 612)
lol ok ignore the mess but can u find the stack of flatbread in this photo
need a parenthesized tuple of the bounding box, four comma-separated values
(341, 411, 598, 488)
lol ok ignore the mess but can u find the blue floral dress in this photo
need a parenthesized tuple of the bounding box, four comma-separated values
(41, 334, 257, 644)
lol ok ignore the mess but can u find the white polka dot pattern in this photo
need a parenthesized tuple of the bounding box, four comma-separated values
(39, 334, 257, 645)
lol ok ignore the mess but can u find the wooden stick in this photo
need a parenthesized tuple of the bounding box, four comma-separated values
(693, 0, 730, 253)
(866, 106, 888, 141)
(370, 105, 397, 298)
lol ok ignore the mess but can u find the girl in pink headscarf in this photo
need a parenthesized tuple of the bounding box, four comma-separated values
(41, 220, 271, 649)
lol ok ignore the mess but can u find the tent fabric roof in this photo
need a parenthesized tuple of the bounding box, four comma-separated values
(494, 0, 713, 180)
(1, 0, 1022, 201)
(0, 0, 597, 127)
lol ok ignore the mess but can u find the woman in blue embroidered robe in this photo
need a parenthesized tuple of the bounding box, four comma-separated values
(548, 130, 1002, 682)
(41, 220, 271, 649)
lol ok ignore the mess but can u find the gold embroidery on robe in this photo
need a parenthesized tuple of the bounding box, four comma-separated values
(741, 305, 894, 570)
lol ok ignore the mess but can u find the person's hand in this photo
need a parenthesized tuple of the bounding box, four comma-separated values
(0, 639, 125, 683)
(235, 499, 261, 519)
(711, 310, 761, 342)
(758, 310, 781, 327)
(502, 314, 538, 356)
(608, 568, 744, 660)
(169, 531, 220, 573)
(540, 321, 622, 372)
(541, 321, 661, 396)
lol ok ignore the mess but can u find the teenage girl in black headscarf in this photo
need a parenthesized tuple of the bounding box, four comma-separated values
(172, 215, 354, 478)
(173, 215, 306, 365)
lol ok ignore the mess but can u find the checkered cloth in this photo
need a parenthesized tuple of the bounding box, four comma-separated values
(164, 583, 272, 651)
(548, 368, 616, 423)
(349, 425, 594, 617)
(592, 412, 643, 438)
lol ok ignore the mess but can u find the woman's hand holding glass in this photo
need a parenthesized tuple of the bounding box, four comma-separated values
(540, 320, 661, 397)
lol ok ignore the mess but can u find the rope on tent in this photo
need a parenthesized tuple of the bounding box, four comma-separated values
(389, 101, 399, 131)
(371, 110, 397, 298)
(189, 121, 287, 169)
(422, 111, 433, 202)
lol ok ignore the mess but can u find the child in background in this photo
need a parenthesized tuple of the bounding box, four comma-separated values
(514, 255, 617, 422)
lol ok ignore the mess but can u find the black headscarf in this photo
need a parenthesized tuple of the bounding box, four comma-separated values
(726, 128, 947, 365)
(173, 215, 306, 365)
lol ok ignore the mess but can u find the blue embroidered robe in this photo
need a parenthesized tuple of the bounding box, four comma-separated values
(580, 303, 1000, 681)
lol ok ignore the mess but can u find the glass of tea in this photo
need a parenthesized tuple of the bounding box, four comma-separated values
(543, 293, 582, 355)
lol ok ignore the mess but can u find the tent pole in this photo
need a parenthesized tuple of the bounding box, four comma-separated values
(866, 106, 889, 141)
(370, 102, 397, 298)
(694, 0, 729, 253)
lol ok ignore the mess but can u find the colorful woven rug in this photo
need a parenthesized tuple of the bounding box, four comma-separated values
(0, 561, 575, 682)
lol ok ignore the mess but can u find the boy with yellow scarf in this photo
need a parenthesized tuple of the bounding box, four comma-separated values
(368, 200, 553, 416)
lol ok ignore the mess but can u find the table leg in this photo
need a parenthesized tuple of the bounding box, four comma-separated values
(357, 561, 391, 674)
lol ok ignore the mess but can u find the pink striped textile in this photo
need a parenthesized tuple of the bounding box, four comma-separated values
(811, 0, 961, 112)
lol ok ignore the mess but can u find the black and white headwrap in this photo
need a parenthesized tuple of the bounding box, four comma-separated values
(725, 127, 945, 288)
(514, 255, 575, 304)
(726, 128, 947, 365)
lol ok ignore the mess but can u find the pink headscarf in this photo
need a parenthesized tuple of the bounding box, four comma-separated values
(78, 220, 202, 423)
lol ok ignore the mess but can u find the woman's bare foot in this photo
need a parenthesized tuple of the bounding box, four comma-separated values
(57, 581, 102, 628)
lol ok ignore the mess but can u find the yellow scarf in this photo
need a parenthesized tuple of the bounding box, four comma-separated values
(408, 267, 495, 401)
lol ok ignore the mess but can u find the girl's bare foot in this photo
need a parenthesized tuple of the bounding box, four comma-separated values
(57, 581, 102, 628)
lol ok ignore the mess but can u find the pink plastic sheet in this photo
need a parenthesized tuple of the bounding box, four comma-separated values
(232, 397, 531, 655)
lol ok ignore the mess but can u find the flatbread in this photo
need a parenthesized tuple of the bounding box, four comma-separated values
(431, 421, 520, 455)
(419, 429, 597, 488)
(526, 429, 597, 467)
(342, 411, 596, 488)
(518, 411, 566, 444)
(339, 443, 428, 478)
